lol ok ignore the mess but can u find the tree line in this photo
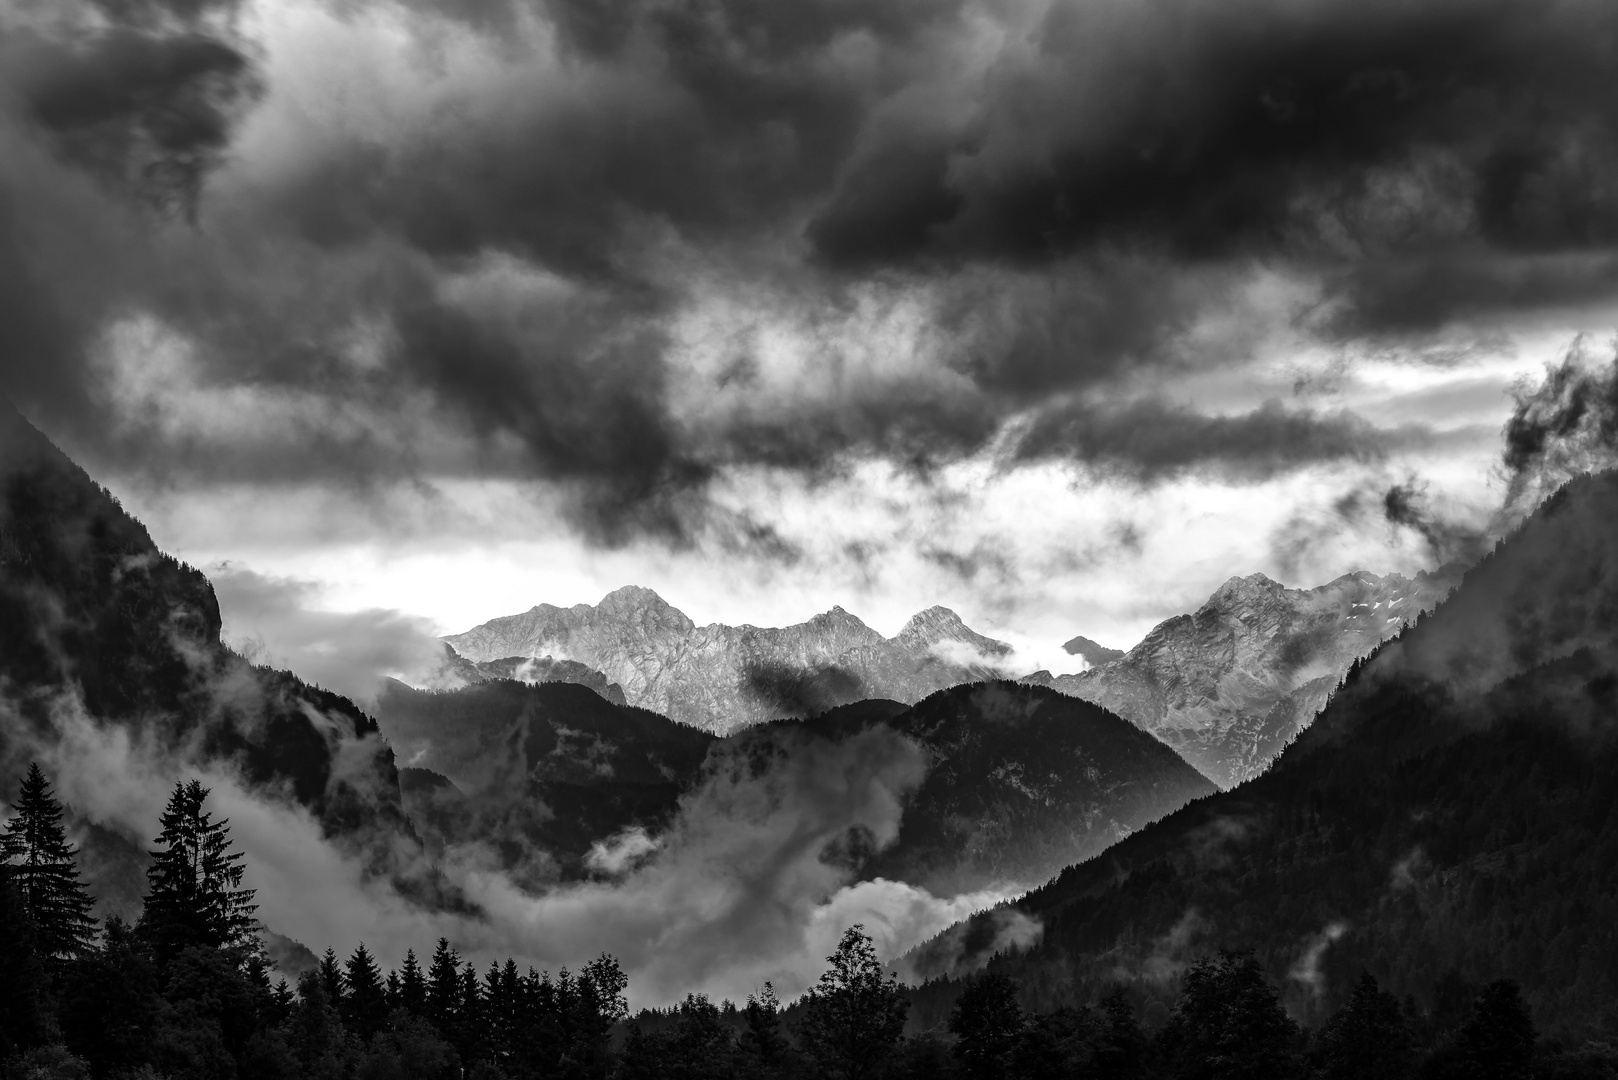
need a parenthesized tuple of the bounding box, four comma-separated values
(4, 764, 1615, 1079)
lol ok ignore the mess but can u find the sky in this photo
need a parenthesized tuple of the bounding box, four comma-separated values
(6, 0, 1618, 675)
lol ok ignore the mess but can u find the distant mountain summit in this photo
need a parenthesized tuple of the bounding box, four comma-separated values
(1026, 567, 1463, 787)
(444, 589, 1014, 733)
(1061, 635, 1124, 666)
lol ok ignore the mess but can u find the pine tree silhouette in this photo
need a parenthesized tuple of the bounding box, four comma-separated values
(742, 982, 789, 1071)
(2, 763, 97, 958)
(318, 946, 347, 1009)
(138, 779, 258, 961)
(398, 948, 428, 1016)
(0, 870, 51, 1058)
(426, 938, 462, 1032)
(343, 942, 390, 1040)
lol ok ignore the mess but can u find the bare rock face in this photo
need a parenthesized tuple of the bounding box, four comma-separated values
(444, 590, 1016, 734)
(1027, 567, 1464, 788)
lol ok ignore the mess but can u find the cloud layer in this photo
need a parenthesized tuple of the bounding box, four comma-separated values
(6, 0, 1614, 554)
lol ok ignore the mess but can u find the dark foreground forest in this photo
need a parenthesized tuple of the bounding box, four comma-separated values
(5, 764, 1616, 1080)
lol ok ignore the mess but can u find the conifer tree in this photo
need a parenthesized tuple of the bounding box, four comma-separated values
(319, 946, 348, 1009)
(398, 948, 428, 1016)
(343, 942, 390, 1041)
(2, 763, 97, 958)
(138, 779, 257, 961)
(426, 938, 462, 1032)
(458, 961, 485, 1060)
(742, 982, 789, 1070)
(0, 870, 50, 1058)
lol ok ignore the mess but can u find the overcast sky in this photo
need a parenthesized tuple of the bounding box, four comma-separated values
(7, 0, 1618, 669)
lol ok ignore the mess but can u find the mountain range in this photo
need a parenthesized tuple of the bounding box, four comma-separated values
(443, 565, 1459, 788)
(0, 405, 1214, 943)
(12, 396, 1615, 1046)
(443, 591, 1016, 734)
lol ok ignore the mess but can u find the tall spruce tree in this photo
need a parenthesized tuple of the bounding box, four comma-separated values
(138, 779, 258, 961)
(426, 938, 462, 1032)
(343, 942, 390, 1040)
(398, 948, 428, 1017)
(318, 947, 348, 1010)
(2, 763, 97, 958)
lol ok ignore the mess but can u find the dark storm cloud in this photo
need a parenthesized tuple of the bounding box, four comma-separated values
(3, 0, 1617, 549)
(1379, 480, 1489, 566)
(810, 0, 1618, 271)
(8, 0, 258, 214)
(1013, 398, 1425, 481)
(1500, 341, 1618, 517)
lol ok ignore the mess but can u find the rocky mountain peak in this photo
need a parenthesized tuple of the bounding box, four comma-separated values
(1062, 635, 1125, 666)
(895, 606, 1012, 659)
(446, 591, 1015, 733)
(1206, 572, 1286, 608)
(594, 585, 695, 632)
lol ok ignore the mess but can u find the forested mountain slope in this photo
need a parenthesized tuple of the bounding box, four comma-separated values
(911, 473, 1618, 1042)
(0, 407, 424, 890)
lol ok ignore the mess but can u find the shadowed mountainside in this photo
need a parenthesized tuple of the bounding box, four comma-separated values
(0, 405, 436, 907)
(377, 678, 715, 886)
(376, 677, 1214, 900)
(908, 472, 1618, 1043)
(794, 682, 1217, 896)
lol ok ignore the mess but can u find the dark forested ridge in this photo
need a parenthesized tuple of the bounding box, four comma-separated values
(790, 684, 1217, 896)
(905, 471, 1618, 1047)
(378, 678, 717, 883)
(0, 406, 421, 877)
(374, 677, 1215, 898)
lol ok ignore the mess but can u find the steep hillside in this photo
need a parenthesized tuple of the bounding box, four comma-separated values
(0, 407, 424, 890)
(910, 473, 1618, 1041)
(375, 679, 716, 884)
(445, 590, 1014, 734)
(378, 673, 1212, 902)
(1027, 567, 1462, 786)
(799, 682, 1217, 896)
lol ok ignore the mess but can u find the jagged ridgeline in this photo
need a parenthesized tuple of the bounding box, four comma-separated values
(906, 472, 1618, 1042)
(443, 590, 1019, 735)
(0, 407, 435, 901)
